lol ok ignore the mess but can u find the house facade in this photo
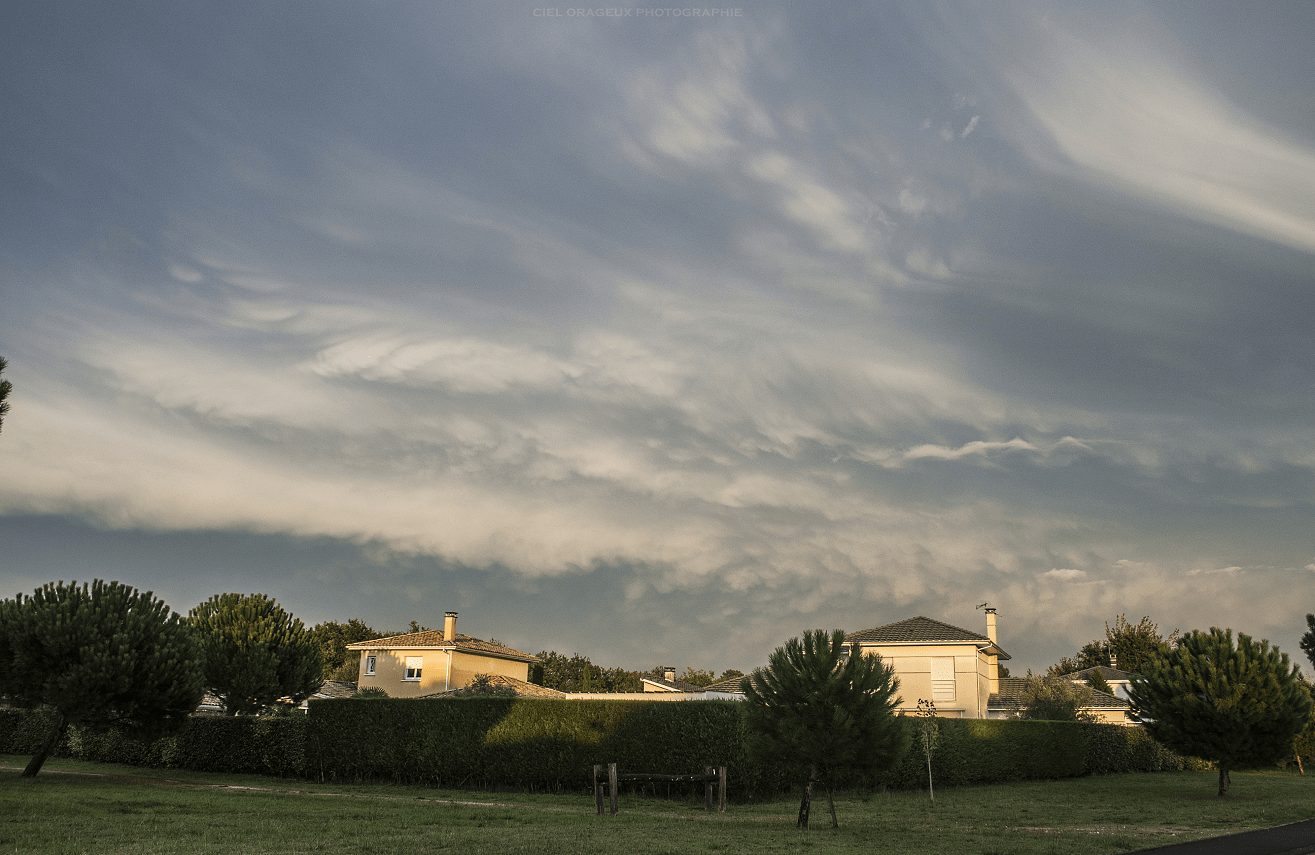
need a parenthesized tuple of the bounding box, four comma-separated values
(844, 610, 1010, 719)
(346, 612, 538, 698)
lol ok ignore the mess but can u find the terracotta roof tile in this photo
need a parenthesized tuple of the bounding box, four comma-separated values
(987, 677, 1131, 711)
(422, 675, 567, 699)
(346, 630, 537, 662)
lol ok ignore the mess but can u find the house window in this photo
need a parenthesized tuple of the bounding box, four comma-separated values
(931, 657, 956, 703)
(404, 656, 423, 681)
(365, 655, 376, 676)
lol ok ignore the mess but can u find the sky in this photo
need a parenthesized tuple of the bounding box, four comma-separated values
(2, 1, 1313, 677)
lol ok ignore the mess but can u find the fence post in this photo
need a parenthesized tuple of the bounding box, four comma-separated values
(608, 762, 618, 816)
(718, 766, 727, 813)
(705, 766, 713, 811)
(594, 765, 603, 816)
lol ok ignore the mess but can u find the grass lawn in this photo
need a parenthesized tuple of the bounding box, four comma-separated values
(2, 756, 1313, 855)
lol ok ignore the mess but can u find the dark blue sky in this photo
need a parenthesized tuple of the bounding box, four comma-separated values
(2, 1, 1313, 674)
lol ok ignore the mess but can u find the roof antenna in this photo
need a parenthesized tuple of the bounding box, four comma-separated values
(975, 602, 989, 610)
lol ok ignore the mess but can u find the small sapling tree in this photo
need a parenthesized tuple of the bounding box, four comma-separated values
(916, 698, 940, 803)
(742, 629, 905, 829)
(0, 580, 203, 776)
(1129, 627, 1312, 796)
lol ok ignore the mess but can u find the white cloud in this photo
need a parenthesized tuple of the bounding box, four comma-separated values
(1043, 568, 1087, 581)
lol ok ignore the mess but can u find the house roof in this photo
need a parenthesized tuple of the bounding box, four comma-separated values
(987, 677, 1131, 711)
(421, 675, 567, 699)
(846, 616, 1011, 660)
(703, 674, 750, 693)
(312, 680, 358, 699)
(641, 675, 703, 692)
(346, 630, 537, 663)
(1064, 665, 1140, 682)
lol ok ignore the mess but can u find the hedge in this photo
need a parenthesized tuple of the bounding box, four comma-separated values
(2, 702, 1206, 795)
(0, 709, 305, 778)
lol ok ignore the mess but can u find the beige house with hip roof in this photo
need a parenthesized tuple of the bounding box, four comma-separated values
(844, 610, 1010, 719)
(346, 612, 538, 698)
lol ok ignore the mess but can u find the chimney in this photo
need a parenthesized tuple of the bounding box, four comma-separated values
(664, 667, 676, 682)
(444, 612, 458, 642)
(1109, 653, 1117, 670)
(985, 607, 999, 698)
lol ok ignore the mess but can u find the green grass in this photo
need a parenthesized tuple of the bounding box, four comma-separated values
(2, 756, 1313, 855)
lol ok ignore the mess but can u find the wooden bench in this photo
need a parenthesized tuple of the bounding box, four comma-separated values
(592, 763, 727, 815)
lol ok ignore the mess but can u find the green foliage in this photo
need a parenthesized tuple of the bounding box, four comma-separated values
(678, 666, 717, 687)
(307, 618, 382, 681)
(742, 629, 905, 828)
(306, 698, 755, 793)
(533, 650, 642, 692)
(1048, 615, 1178, 676)
(1015, 677, 1099, 723)
(1289, 680, 1315, 770)
(1301, 613, 1315, 674)
(189, 593, 322, 716)
(0, 579, 203, 776)
(1129, 627, 1313, 795)
(352, 686, 389, 698)
(0, 355, 11, 433)
(448, 673, 518, 697)
(1087, 670, 1114, 695)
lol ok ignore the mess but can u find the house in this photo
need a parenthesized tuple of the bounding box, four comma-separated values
(986, 676, 1137, 725)
(423, 674, 568, 699)
(843, 610, 1010, 719)
(346, 612, 539, 698)
(1062, 664, 1139, 702)
(641, 667, 703, 693)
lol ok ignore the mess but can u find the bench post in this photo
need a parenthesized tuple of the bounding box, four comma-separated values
(718, 766, 727, 812)
(608, 762, 618, 816)
(705, 766, 713, 811)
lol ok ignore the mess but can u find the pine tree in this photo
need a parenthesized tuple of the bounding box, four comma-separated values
(0, 580, 203, 777)
(742, 629, 905, 829)
(189, 593, 322, 715)
(0, 356, 11, 433)
(1129, 627, 1312, 796)
(307, 618, 384, 681)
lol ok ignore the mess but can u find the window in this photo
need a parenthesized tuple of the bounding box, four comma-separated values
(931, 657, 956, 703)
(365, 655, 376, 676)
(404, 656, 423, 681)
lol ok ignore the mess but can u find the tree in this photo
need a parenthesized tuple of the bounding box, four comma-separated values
(0, 356, 11, 433)
(1087, 669, 1114, 695)
(1129, 627, 1312, 796)
(189, 593, 322, 716)
(448, 673, 518, 697)
(742, 629, 905, 829)
(717, 668, 745, 682)
(1300, 613, 1315, 673)
(308, 618, 384, 681)
(678, 666, 716, 687)
(1047, 614, 1178, 676)
(1014, 677, 1098, 722)
(915, 699, 940, 803)
(0, 580, 203, 777)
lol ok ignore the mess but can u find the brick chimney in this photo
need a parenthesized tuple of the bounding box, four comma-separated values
(444, 612, 458, 642)
(664, 667, 676, 682)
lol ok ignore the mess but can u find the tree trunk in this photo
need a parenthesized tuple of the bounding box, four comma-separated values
(1217, 763, 1230, 797)
(796, 768, 815, 829)
(22, 711, 67, 778)
(927, 751, 935, 803)
(825, 782, 838, 829)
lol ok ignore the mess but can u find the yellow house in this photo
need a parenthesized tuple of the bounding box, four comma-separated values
(346, 612, 538, 698)
(844, 610, 1010, 719)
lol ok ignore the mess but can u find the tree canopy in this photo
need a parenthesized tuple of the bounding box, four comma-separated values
(308, 618, 384, 682)
(0, 580, 203, 776)
(1048, 614, 1178, 676)
(1300, 613, 1315, 674)
(189, 593, 322, 716)
(742, 629, 905, 829)
(1129, 627, 1312, 796)
(1013, 676, 1098, 722)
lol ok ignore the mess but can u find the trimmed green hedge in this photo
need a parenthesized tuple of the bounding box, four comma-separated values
(0, 709, 305, 778)
(2, 701, 1205, 795)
